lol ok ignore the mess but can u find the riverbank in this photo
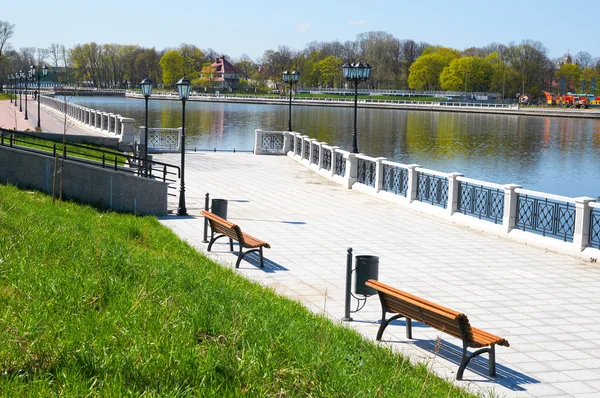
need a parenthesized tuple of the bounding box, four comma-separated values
(125, 91, 600, 119)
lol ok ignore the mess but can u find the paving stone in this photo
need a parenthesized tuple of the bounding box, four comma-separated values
(157, 153, 600, 398)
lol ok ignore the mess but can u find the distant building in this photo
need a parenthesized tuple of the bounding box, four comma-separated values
(211, 56, 241, 89)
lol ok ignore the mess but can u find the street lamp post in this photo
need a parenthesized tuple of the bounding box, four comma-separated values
(140, 77, 153, 176)
(12, 74, 17, 107)
(282, 69, 300, 131)
(342, 61, 371, 154)
(24, 69, 30, 120)
(19, 71, 23, 112)
(7, 75, 12, 104)
(176, 77, 191, 216)
(31, 64, 48, 129)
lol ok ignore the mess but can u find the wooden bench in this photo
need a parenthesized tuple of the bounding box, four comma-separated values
(365, 279, 509, 380)
(201, 210, 271, 268)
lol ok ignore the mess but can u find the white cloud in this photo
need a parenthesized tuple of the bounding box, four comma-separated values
(348, 20, 367, 25)
(298, 23, 311, 32)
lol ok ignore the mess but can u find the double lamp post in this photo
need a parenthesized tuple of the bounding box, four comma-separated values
(342, 62, 371, 154)
(282, 69, 300, 132)
(139, 75, 191, 216)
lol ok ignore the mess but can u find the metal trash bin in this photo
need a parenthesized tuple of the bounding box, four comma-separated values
(354, 255, 379, 296)
(211, 199, 228, 219)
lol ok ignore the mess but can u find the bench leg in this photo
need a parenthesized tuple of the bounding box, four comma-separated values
(406, 317, 412, 339)
(376, 312, 404, 341)
(207, 233, 227, 252)
(456, 342, 492, 380)
(259, 246, 264, 268)
(235, 250, 244, 269)
(229, 238, 234, 252)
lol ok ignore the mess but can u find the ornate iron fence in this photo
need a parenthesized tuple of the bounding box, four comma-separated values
(289, 135, 294, 153)
(260, 133, 284, 151)
(311, 143, 320, 165)
(322, 148, 332, 171)
(416, 172, 448, 208)
(515, 194, 575, 242)
(334, 152, 346, 177)
(303, 140, 310, 160)
(148, 129, 180, 151)
(295, 137, 302, 156)
(382, 164, 408, 196)
(589, 208, 600, 248)
(357, 158, 376, 187)
(457, 182, 504, 224)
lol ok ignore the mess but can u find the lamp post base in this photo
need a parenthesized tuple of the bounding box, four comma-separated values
(341, 317, 353, 322)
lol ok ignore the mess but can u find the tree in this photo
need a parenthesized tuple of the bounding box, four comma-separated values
(0, 20, 15, 63)
(440, 56, 493, 92)
(49, 43, 66, 67)
(316, 55, 343, 88)
(555, 63, 580, 93)
(159, 50, 184, 87)
(408, 47, 459, 90)
(178, 44, 205, 80)
(195, 62, 216, 88)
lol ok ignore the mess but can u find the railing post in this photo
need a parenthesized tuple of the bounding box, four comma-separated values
(574, 197, 594, 250)
(120, 118, 136, 143)
(406, 164, 421, 202)
(177, 127, 183, 151)
(503, 184, 522, 233)
(300, 135, 309, 162)
(346, 153, 357, 188)
(253, 129, 263, 154)
(447, 172, 464, 215)
(283, 131, 291, 154)
(374, 157, 386, 192)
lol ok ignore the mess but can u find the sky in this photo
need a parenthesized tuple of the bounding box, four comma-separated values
(3, 0, 599, 62)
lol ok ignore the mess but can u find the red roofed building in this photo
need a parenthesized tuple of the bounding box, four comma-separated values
(211, 56, 242, 89)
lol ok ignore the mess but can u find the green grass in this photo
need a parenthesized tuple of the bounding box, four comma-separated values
(3, 134, 128, 166)
(0, 184, 477, 397)
(0, 93, 11, 100)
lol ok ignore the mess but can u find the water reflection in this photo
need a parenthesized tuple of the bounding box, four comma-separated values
(69, 96, 600, 198)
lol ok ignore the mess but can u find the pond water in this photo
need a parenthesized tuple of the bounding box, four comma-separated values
(70, 96, 600, 198)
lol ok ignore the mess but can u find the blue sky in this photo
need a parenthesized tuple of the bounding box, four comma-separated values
(3, 0, 599, 61)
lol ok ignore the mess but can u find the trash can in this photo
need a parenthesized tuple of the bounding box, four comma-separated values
(211, 199, 228, 219)
(354, 255, 379, 296)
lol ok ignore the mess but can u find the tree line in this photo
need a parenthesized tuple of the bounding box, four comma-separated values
(1, 20, 599, 99)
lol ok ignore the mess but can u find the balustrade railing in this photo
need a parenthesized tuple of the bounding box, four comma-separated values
(515, 191, 575, 242)
(457, 179, 504, 224)
(253, 129, 600, 255)
(589, 206, 600, 249)
(416, 171, 449, 208)
(357, 157, 376, 187)
(382, 162, 408, 196)
(144, 128, 181, 151)
(322, 147, 332, 171)
(39, 95, 134, 140)
(334, 152, 346, 177)
(259, 131, 284, 152)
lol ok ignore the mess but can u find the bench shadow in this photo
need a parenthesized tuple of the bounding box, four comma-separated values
(229, 217, 307, 225)
(380, 322, 538, 391)
(233, 250, 288, 272)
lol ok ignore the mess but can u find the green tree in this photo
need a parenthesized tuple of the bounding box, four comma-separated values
(159, 50, 184, 87)
(316, 55, 343, 87)
(556, 63, 581, 93)
(408, 47, 459, 90)
(440, 56, 493, 92)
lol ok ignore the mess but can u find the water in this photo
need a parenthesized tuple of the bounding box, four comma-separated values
(69, 96, 600, 198)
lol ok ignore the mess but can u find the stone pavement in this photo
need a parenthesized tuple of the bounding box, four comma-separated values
(0, 97, 110, 138)
(155, 152, 600, 397)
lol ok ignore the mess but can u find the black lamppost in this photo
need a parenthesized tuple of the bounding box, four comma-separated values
(31, 64, 48, 129)
(7, 75, 12, 103)
(12, 74, 17, 107)
(176, 77, 191, 216)
(140, 76, 153, 176)
(24, 69, 31, 120)
(342, 61, 371, 154)
(282, 69, 300, 131)
(19, 70, 23, 112)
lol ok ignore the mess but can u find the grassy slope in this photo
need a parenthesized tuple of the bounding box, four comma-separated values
(0, 185, 475, 397)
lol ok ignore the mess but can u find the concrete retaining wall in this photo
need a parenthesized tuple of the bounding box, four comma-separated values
(0, 145, 168, 216)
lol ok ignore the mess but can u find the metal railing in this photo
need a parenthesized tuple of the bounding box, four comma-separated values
(589, 206, 600, 249)
(357, 157, 376, 187)
(322, 147, 332, 171)
(457, 179, 504, 224)
(1, 130, 180, 196)
(144, 128, 181, 151)
(416, 171, 449, 208)
(259, 131, 284, 152)
(382, 162, 408, 196)
(311, 142, 320, 165)
(515, 191, 575, 242)
(334, 152, 346, 177)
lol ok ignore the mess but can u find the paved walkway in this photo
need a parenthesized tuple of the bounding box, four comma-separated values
(155, 152, 600, 398)
(0, 97, 110, 138)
